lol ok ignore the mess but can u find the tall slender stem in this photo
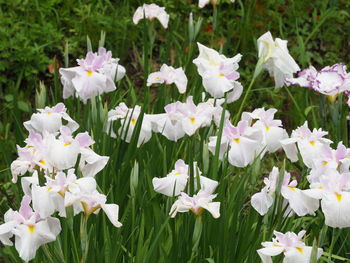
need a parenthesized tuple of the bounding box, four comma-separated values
(234, 58, 263, 124)
(212, 94, 227, 181)
(80, 215, 89, 263)
(234, 76, 256, 125)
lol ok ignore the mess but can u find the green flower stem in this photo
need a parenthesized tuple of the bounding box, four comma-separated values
(234, 57, 263, 125)
(80, 215, 89, 263)
(211, 94, 227, 181)
(189, 215, 203, 262)
(328, 228, 341, 263)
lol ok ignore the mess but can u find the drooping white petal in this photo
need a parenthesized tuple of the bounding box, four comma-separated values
(79, 148, 109, 178)
(152, 174, 188, 197)
(101, 204, 122, 228)
(251, 190, 273, 216)
(46, 138, 80, 170)
(257, 246, 284, 263)
(281, 186, 319, 216)
(265, 126, 288, 153)
(280, 137, 299, 162)
(199, 201, 220, 218)
(228, 136, 259, 167)
(321, 192, 350, 228)
(31, 185, 65, 218)
(208, 136, 230, 160)
(283, 246, 323, 263)
(199, 176, 219, 194)
(0, 220, 17, 246)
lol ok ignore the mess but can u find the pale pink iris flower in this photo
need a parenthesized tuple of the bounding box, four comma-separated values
(107, 103, 153, 147)
(147, 64, 188, 94)
(286, 63, 350, 103)
(304, 170, 350, 228)
(64, 177, 122, 228)
(24, 103, 78, 134)
(0, 196, 61, 262)
(152, 159, 218, 197)
(257, 230, 323, 263)
(133, 3, 169, 29)
(251, 167, 319, 217)
(257, 31, 300, 88)
(170, 190, 220, 218)
(208, 119, 263, 167)
(59, 47, 126, 103)
(280, 121, 332, 167)
(242, 107, 288, 155)
(193, 43, 243, 102)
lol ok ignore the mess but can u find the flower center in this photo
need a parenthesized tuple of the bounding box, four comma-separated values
(82, 201, 101, 216)
(327, 94, 339, 104)
(335, 193, 342, 202)
(28, 225, 35, 234)
(190, 207, 204, 216)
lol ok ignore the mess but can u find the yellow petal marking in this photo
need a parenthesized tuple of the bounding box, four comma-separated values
(296, 247, 303, 253)
(131, 119, 136, 125)
(335, 193, 342, 202)
(234, 138, 240, 144)
(309, 141, 315, 146)
(39, 160, 46, 165)
(82, 201, 101, 216)
(262, 40, 275, 62)
(86, 71, 93, 76)
(327, 94, 338, 104)
(28, 225, 35, 233)
(265, 126, 270, 131)
(190, 118, 196, 124)
(288, 186, 296, 191)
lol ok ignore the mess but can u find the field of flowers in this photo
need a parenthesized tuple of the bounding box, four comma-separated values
(1, 0, 350, 262)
